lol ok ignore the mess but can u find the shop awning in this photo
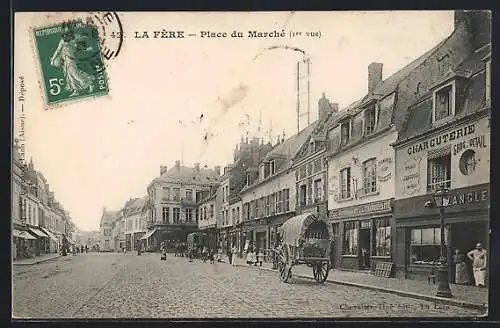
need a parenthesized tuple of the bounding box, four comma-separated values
(39, 227, 58, 243)
(29, 227, 49, 238)
(141, 228, 158, 240)
(12, 229, 25, 239)
(16, 230, 37, 240)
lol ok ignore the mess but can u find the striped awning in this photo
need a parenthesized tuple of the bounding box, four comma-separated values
(39, 227, 58, 243)
(141, 228, 158, 240)
(13, 230, 37, 240)
(29, 227, 49, 238)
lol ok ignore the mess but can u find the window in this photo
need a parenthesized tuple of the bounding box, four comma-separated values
(332, 223, 340, 237)
(374, 218, 391, 256)
(427, 152, 451, 191)
(313, 159, 322, 173)
(283, 189, 290, 211)
(195, 208, 199, 223)
(459, 149, 477, 175)
(362, 158, 377, 195)
(343, 221, 359, 255)
(277, 191, 283, 213)
(341, 121, 350, 146)
(173, 208, 180, 223)
(231, 208, 236, 224)
(243, 203, 249, 221)
(246, 174, 251, 186)
(210, 204, 214, 217)
(236, 207, 240, 223)
(185, 208, 192, 222)
(162, 187, 170, 200)
(433, 84, 455, 122)
(299, 184, 307, 206)
(485, 60, 491, 102)
(299, 166, 306, 180)
(364, 106, 377, 135)
(162, 207, 169, 223)
(410, 227, 448, 265)
(203, 207, 207, 220)
(314, 179, 323, 202)
(173, 188, 180, 201)
(185, 189, 192, 201)
(225, 210, 229, 225)
(265, 196, 270, 216)
(270, 160, 275, 175)
(340, 168, 351, 199)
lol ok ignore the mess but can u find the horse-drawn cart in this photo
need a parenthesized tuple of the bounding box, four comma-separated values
(276, 212, 333, 283)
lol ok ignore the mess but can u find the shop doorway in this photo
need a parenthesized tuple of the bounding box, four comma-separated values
(359, 228, 371, 269)
(256, 231, 267, 252)
(450, 221, 488, 285)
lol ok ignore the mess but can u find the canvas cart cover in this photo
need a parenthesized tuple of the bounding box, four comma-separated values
(278, 213, 333, 247)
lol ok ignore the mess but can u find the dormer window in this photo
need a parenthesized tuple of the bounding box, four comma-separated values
(309, 138, 316, 154)
(433, 82, 455, 122)
(364, 105, 377, 136)
(246, 173, 251, 186)
(270, 160, 275, 175)
(340, 121, 350, 146)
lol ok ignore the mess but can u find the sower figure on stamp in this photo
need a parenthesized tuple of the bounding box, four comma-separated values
(50, 26, 95, 97)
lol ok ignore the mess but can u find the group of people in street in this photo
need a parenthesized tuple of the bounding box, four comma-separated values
(246, 245, 264, 267)
(454, 242, 488, 287)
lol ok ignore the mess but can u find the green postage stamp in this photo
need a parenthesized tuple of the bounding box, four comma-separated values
(33, 20, 109, 105)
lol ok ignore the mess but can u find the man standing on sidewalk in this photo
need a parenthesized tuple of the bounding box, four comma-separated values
(467, 243, 487, 287)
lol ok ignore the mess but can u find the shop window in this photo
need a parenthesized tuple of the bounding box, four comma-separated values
(340, 167, 351, 199)
(410, 227, 448, 265)
(343, 221, 359, 255)
(427, 151, 451, 191)
(374, 218, 391, 256)
(433, 83, 455, 122)
(459, 149, 477, 175)
(341, 121, 350, 146)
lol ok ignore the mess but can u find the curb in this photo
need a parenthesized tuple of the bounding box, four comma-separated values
(235, 263, 487, 311)
(13, 255, 63, 266)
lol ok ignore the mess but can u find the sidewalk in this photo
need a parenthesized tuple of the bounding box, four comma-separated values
(231, 256, 488, 310)
(13, 253, 62, 266)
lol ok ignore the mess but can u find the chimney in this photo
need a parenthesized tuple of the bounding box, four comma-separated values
(160, 165, 168, 175)
(194, 162, 200, 172)
(214, 165, 221, 176)
(454, 10, 491, 51)
(175, 160, 181, 170)
(368, 62, 383, 93)
(318, 93, 339, 122)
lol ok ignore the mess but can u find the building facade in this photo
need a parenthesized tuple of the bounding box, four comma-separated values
(197, 186, 218, 250)
(99, 208, 119, 251)
(392, 11, 491, 281)
(144, 161, 222, 250)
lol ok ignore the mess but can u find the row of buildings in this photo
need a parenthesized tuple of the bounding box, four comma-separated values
(12, 146, 78, 260)
(100, 10, 490, 282)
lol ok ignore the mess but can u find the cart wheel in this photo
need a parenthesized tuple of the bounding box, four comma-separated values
(278, 261, 290, 283)
(314, 262, 329, 283)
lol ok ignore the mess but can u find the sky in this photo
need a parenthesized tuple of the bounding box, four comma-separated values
(14, 11, 454, 231)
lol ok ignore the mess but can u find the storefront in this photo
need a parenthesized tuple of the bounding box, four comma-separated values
(12, 228, 37, 260)
(328, 199, 393, 272)
(393, 183, 489, 282)
(241, 218, 268, 253)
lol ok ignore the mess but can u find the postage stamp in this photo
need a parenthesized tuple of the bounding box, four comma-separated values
(33, 20, 110, 105)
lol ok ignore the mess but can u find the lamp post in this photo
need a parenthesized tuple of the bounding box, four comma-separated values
(431, 187, 453, 298)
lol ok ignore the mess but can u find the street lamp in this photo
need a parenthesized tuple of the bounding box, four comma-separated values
(430, 187, 453, 298)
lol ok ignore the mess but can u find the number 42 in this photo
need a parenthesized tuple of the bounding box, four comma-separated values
(48, 78, 64, 96)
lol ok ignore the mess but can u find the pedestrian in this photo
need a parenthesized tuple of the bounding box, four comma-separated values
(81, 245, 84, 254)
(467, 243, 487, 287)
(227, 245, 233, 265)
(257, 248, 264, 267)
(453, 249, 470, 285)
(231, 245, 238, 267)
(85, 245, 88, 253)
(246, 248, 253, 266)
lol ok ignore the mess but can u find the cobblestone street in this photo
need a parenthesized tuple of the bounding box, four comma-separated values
(12, 253, 485, 319)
